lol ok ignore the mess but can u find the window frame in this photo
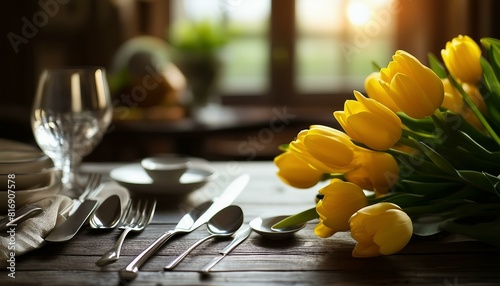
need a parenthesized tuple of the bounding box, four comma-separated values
(159, 0, 498, 110)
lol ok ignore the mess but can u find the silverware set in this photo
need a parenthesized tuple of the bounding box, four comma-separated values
(42, 173, 158, 266)
(120, 174, 251, 281)
(38, 172, 254, 277)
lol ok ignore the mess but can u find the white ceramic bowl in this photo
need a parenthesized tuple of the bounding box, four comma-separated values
(0, 150, 53, 174)
(0, 170, 62, 212)
(141, 155, 191, 183)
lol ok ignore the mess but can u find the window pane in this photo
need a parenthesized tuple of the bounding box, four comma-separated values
(170, 0, 270, 95)
(295, 0, 396, 94)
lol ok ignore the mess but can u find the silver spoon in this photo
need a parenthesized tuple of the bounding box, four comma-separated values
(249, 215, 306, 240)
(164, 205, 244, 270)
(89, 195, 122, 229)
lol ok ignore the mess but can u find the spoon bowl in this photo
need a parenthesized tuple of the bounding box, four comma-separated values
(164, 205, 244, 270)
(249, 215, 306, 240)
(90, 195, 122, 229)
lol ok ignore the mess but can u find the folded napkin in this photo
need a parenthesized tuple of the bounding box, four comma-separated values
(0, 194, 72, 267)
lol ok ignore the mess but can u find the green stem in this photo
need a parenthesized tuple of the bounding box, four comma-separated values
(448, 74, 500, 146)
(271, 207, 318, 229)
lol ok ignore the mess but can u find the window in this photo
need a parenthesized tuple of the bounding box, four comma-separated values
(296, 0, 395, 94)
(168, 0, 397, 106)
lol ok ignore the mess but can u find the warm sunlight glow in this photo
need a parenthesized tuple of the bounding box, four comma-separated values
(297, 0, 344, 33)
(347, 1, 371, 26)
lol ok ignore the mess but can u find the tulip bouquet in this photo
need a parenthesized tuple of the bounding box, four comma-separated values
(274, 35, 500, 257)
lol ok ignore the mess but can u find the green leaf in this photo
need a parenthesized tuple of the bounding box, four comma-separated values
(411, 139, 460, 178)
(369, 193, 425, 208)
(371, 61, 382, 71)
(480, 57, 500, 132)
(442, 112, 499, 151)
(440, 217, 500, 248)
(412, 214, 447, 236)
(403, 201, 463, 217)
(489, 44, 500, 80)
(398, 113, 435, 133)
(481, 37, 500, 51)
(427, 52, 447, 78)
(271, 207, 318, 229)
(400, 180, 460, 196)
(457, 170, 500, 197)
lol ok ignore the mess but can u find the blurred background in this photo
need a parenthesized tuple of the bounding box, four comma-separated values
(1, 0, 499, 162)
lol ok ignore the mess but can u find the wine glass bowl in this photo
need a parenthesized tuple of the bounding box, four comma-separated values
(31, 67, 112, 196)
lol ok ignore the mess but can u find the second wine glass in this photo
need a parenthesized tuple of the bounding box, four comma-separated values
(31, 67, 112, 197)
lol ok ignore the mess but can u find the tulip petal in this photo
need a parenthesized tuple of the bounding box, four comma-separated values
(391, 73, 438, 118)
(346, 113, 400, 150)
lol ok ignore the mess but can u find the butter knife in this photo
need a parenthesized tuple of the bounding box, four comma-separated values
(199, 226, 252, 273)
(119, 174, 250, 281)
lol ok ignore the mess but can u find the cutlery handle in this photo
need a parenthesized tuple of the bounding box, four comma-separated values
(199, 255, 225, 273)
(119, 230, 179, 281)
(95, 227, 132, 267)
(164, 234, 214, 270)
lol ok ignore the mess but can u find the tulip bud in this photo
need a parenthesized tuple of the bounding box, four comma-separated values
(344, 150, 399, 195)
(314, 179, 368, 237)
(290, 125, 359, 173)
(441, 35, 482, 84)
(334, 91, 402, 151)
(274, 150, 324, 189)
(364, 72, 401, 112)
(380, 50, 444, 119)
(349, 202, 413, 257)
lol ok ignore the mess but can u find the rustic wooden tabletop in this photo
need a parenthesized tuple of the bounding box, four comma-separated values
(2, 162, 500, 285)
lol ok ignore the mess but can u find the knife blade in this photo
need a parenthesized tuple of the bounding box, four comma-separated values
(199, 225, 252, 273)
(44, 200, 98, 242)
(119, 174, 250, 281)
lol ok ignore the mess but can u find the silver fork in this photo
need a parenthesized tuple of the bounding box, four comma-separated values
(95, 198, 157, 267)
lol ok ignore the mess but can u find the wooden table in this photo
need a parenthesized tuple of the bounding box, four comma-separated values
(2, 162, 500, 285)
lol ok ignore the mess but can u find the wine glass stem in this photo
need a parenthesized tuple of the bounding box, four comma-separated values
(59, 153, 83, 197)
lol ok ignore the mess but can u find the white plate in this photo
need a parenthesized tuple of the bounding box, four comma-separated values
(0, 171, 62, 212)
(0, 150, 54, 174)
(110, 163, 216, 195)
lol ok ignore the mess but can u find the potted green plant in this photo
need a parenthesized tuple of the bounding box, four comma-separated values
(168, 20, 229, 108)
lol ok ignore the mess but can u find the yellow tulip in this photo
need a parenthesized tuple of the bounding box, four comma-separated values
(334, 91, 402, 151)
(441, 35, 482, 84)
(364, 72, 401, 112)
(380, 50, 444, 119)
(314, 179, 368, 238)
(462, 83, 487, 114)
(349, 202, 413, 257)
(441, 78, 487, 131)
(274, 150, 324, 189)
(290, 125, 359, 173)
(344, 151, 399, 195)
(441, 78, 464, 113)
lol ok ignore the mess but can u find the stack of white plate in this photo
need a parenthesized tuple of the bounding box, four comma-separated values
(0, 139, 61, 212)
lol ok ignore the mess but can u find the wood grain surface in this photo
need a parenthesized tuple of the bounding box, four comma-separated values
(2, 162, 500, 285)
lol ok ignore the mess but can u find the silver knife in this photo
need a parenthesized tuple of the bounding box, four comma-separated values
(119, 174, 250, 281)
(44, 200, 98, 242)
(199, 225, 252, 273)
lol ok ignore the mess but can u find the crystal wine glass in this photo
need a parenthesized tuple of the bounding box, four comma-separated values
(31, 67, 112, 197)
